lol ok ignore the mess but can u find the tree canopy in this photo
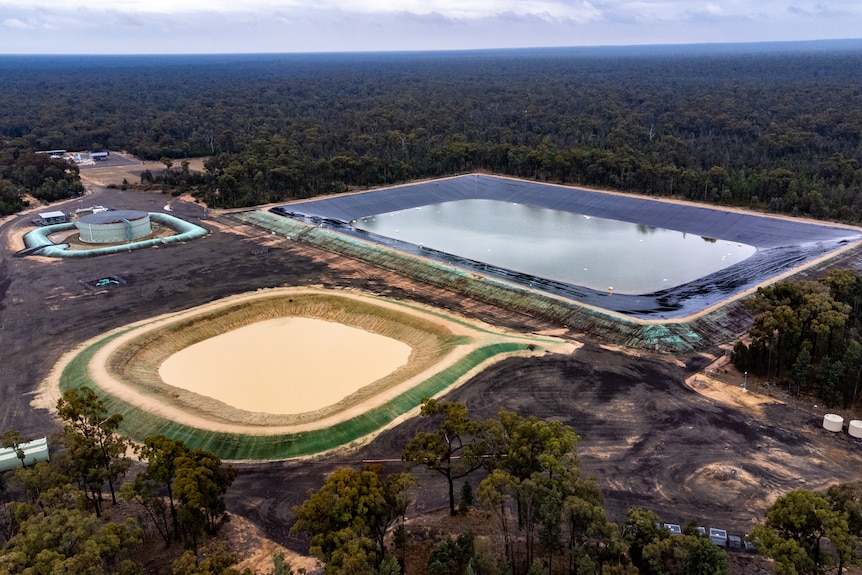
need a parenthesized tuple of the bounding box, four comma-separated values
(291, 464, 414, 575)
(751, 486, 862, 575)
(1, 394, 240, 575)
(732, 269, 862, 406)
(4, 48, 862, 222)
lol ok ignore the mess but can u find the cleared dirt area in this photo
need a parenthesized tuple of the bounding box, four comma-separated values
(76, 153, 207, 187)
(2, 185, 862, 561)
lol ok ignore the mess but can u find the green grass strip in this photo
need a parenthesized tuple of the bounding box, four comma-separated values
(59, 336, 529, 460)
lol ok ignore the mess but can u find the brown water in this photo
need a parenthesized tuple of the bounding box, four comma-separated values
(158, 317, 411, 414)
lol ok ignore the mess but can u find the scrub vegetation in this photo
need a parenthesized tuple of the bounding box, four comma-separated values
(5, 399, 861, 575)
(2, 47, 862, 221)
(0, 390, 237, 575)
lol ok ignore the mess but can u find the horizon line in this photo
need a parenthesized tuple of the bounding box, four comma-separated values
(2, 37, 862, 58)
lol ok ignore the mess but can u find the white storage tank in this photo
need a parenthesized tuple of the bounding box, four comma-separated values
(823, 413, 844, 432)
(0, 437, 50, 472)
(848, 420, 862, 439)
(76, 210, 152, 244)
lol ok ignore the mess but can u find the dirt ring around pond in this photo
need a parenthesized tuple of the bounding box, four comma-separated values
(34, 287, 577, 461)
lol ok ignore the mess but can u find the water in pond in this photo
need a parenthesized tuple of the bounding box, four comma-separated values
(158, 317, 411, 414)
(353, 199, 756, 294)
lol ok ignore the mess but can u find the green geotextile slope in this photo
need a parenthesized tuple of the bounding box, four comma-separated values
(229, 210, 710, 352)
(58, 332, 530, 460)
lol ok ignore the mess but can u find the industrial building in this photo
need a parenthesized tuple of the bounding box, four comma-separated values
(37, 210, 68, 225)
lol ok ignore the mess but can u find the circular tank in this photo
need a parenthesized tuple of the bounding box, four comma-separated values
(823, 413, 844, 432)
(849, 420, 862, 439)
(76, 210, 151, 244)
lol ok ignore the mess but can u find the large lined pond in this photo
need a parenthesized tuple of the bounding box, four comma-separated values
(354, 199, 756, 295)
(271, 174, 862, 317)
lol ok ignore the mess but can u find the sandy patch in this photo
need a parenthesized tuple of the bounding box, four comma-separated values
(685, 351, 779, 417)
(159, 316, 411, 414)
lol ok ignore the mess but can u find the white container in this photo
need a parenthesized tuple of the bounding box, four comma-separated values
(823, 413, 844, 432)
(848, 420, 862, 439)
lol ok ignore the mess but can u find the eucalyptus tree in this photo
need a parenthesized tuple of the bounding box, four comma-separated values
(173, 448, 237, 554)
(122, 434, 191, 545)
(291, 464, 414, 574)
(403, 398, 488, 517)
(751, 488, 854, 575)
(0, 431, 27, 469)
(54, 387, 131, 516)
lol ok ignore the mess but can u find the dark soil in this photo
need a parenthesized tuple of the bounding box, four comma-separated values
(3, 187, 861, 568)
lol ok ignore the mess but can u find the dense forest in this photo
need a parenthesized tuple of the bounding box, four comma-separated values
(1, 43, 862, 219)
(732, 269, 862, 408)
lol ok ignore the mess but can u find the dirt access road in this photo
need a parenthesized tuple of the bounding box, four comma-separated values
(2, 186, 862, 556)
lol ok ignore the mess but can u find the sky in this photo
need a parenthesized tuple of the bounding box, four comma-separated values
(1, 0, 861, 54)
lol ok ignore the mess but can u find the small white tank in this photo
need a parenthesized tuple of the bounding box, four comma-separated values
(823, 413, 844, 432)
(848, 420, 862, 439)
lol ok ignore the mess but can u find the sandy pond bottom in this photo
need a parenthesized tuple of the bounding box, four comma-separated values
(158, 317, 411, 414)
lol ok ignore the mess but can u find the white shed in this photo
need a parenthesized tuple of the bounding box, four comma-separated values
(38, 210, 68, 225)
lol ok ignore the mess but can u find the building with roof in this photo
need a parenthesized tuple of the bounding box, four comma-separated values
(38, 210, 68, 225)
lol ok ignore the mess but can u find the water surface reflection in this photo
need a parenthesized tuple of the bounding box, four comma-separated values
(355, 199, 756, 295)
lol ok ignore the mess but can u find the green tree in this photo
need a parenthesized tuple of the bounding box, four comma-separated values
(751, 488, 852, 575)
(562, 478, 625, 575)
(269, 551, 294, 575)
(0, 506, 141, 575)
(791, 341, 813, 396)
(623, 507, 666, 574)
(291, 465, 414, 573)
(403, 399, 487, 516)
(478, 409, 581, 569)
(825, 482, 862, 575)
(642, 531, 728, 575)
(173, 448, 237, 554)
(427, 531, 476, 575)
(0, 431, 28, 469)
(55, 387, 132, 516)
(9, 460, 77, 509)
(171, 545, 250, 575)
(485, 409, 580, 483)
(477, 469, 517, 564)
(459, 480, 473, 515)
(123, 434, 191, 544)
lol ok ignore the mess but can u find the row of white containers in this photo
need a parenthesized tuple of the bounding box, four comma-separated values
(823, 413, 862, 437)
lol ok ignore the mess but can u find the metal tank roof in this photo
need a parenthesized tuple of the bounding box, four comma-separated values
(78, 210, 148, 225)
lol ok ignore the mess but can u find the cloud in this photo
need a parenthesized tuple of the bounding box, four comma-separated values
(3, 17, 31, 29)
(0, 0, 860, 54)
(0, 0, 600, 20)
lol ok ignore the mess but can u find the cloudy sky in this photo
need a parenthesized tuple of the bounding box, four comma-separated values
(1, 0, 860, 54)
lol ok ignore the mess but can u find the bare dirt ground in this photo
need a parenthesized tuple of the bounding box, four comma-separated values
(3, 185, 862, 569)
(74, 152, 207, 188)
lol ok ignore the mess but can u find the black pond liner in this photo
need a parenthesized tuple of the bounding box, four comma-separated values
(271, 175, 862, 319)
